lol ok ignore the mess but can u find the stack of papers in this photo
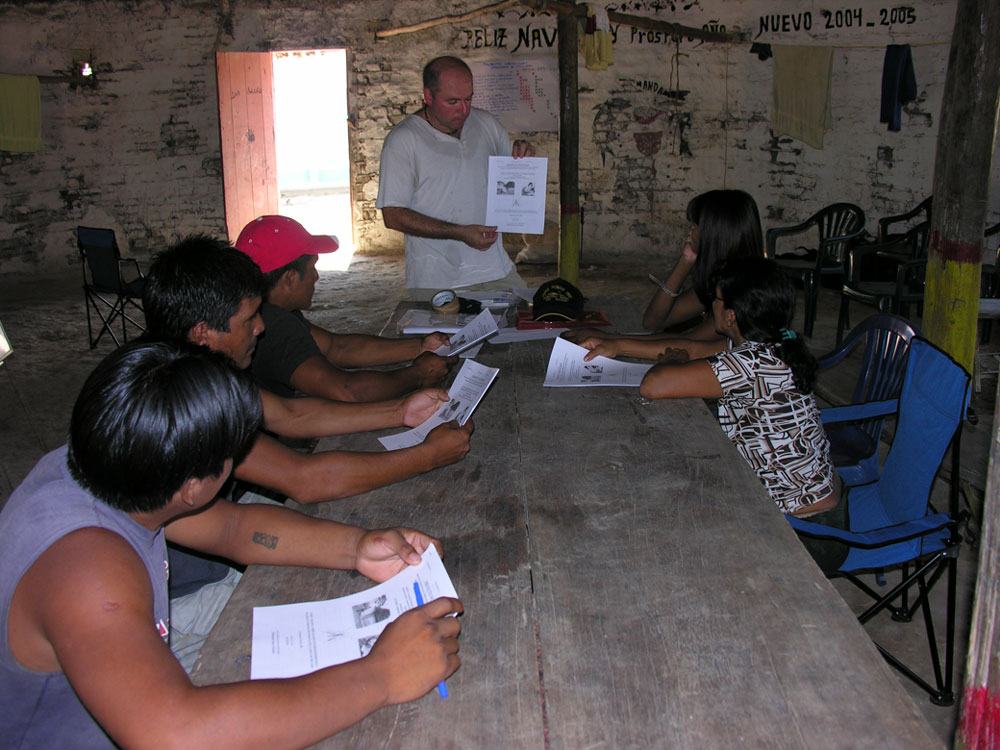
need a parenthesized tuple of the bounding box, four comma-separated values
(250, 545, 457, 680)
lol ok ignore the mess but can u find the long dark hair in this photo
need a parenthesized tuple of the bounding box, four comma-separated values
(712, 257, 817, 393)
(687, 190, 764, 307)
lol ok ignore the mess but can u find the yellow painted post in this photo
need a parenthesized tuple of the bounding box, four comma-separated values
(923, 250, 981, 375)
(558, 211, 580, 285)
(921, 0, 999, 377)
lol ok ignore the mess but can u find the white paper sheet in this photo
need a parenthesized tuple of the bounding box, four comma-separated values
(398, 309, 481, 335)
(485, 156, 547, 234)
(379, 359, 500, 450)
(433, 308, 499, 356)
(542, 336, 653, 387)
(250, 545, 457, 680)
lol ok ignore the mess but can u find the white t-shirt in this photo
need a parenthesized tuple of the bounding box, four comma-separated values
(376, 108, 516, 289)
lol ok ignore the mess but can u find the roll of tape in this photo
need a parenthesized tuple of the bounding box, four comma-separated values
(431, 289, 460, 313)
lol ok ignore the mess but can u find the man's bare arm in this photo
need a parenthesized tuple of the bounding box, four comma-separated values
(235, 424, 473, 504)
(288, 354, 450, 403)
(308, 324, 423, 368)
(381, 206, 497, 251)
(14, 528, 461, 749)
(260, 389, 403, 436)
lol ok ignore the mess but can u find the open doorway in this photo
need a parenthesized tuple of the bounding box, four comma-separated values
(273, 50, 353, 271)
(216, 49, 354, 271)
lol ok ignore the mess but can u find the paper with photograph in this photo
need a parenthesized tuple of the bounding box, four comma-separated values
(250, 544, 457, 680)
(379, 359, 500, 450)
(485, 156, 547, 234)
(543, 336, 653, 387)
(433, 308, 500, 356)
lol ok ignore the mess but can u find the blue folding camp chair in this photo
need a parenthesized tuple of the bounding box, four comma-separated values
(788, 337, 970, 705)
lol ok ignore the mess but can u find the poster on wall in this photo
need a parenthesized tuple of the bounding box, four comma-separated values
(469, 57, 559, 133)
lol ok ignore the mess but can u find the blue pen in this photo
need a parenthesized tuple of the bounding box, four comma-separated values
(413, 581, 449, 698)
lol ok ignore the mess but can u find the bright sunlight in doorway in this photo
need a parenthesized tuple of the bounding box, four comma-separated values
(273, 49, 354, 271)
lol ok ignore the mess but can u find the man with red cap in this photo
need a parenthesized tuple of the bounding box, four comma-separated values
(237, 215, 455, 402)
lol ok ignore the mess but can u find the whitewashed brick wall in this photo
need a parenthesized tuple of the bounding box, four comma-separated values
(0, 0, 996, 274)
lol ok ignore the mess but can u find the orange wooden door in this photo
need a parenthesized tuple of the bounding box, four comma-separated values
(216, 52, 278, 242)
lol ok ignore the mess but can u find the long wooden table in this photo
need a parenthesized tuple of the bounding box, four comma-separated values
(193, 298, 942, 749)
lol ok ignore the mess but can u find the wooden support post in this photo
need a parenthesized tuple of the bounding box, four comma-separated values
(958, 378, 1000, 749)
(923, 0, 1000, 375)
(948, 4, 1000, 746)
(557, 7, 580, 285)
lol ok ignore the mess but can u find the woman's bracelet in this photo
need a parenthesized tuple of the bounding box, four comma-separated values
(648, 273, 680, 297)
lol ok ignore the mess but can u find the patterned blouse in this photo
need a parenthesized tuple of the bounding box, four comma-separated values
(707, 340, 835, 513)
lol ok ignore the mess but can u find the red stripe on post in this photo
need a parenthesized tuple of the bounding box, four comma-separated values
(930, 229, 982, 264)
(958, 685, 1000, 749)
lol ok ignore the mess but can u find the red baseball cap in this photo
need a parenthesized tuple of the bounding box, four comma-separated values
(235, 215, 339, 273)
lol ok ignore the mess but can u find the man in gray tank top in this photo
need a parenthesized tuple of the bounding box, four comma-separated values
(0, 341, 463, 748)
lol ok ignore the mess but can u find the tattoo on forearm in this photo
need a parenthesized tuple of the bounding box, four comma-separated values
(252, 531, 279, 550)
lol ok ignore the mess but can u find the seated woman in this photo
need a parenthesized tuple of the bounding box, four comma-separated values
(636, 257, 846, 569)
(567, 189, 763, 361)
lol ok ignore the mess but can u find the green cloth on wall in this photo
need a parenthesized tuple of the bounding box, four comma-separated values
(771, 46, 833, 150)
(0, 73, 42, 152)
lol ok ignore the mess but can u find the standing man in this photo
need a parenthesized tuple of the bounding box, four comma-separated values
(377, 56, 535, 300)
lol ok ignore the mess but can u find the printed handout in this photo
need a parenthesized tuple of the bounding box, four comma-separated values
(434, 308, 500, 356)
(379, 358, 500, 450)
(485, 156, 547, 234)
(250, 544, 457, 680)
(543, 336, 653, 387)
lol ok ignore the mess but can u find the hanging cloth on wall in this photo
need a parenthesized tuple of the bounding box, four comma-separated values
(0, 73, 42, 152)
(880, 44, 917, 132)
(771, 46, 834, 149)
(578, 4, 614, 71)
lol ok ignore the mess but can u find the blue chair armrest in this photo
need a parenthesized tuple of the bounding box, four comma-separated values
(821, 399, 897, 425)
(786, 512, 954, 548)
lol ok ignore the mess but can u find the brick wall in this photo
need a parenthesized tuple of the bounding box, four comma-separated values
(0, 0, 996, 275)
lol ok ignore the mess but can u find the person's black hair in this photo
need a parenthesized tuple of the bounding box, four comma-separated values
(261, 254, 313, 296)
(143, 235, 266, 340)
(423, 56, 472, 93)
(686, 190, 764, 308)
(712, 257, 817, 393)
(67, 340, 263, 514)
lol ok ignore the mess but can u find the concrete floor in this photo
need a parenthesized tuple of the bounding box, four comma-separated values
(0, 254, 992, 747)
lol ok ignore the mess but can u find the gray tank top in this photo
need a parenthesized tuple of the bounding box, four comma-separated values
(0, 446, 169, 749)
